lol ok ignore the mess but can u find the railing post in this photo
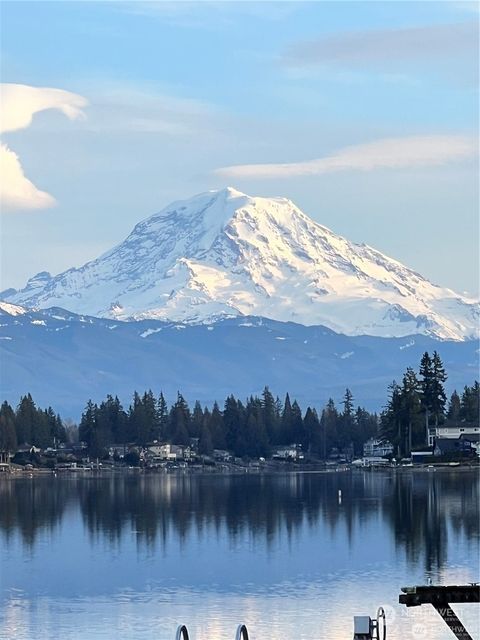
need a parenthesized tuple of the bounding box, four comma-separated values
(235, 624, 249, 640)
(176, 625, 190, 640)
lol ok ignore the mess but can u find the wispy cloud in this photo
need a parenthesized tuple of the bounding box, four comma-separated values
(122, 1, 298, 28)
(77, 86, 219, 136)
(448, 1, 480, 14)
(0, 83, 87, 211)
(215, 135, 477, 179)
(283, 21, 478, 68)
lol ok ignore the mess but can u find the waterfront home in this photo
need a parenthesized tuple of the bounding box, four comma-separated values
(108, 444, 128, 458)
(434, 437, 473, 457)
(272, 445, 304, 461)
(144, 443, 193, 462)
(460, 433, 480, 457)
(363, 438, 394, 458)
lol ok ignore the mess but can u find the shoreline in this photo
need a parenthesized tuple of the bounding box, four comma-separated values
(1, 461, 478, 479)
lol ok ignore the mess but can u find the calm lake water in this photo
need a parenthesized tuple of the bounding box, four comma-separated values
(0, 470, 479, 640)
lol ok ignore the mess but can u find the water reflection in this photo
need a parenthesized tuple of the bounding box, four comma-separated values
(0, 470, 478, 574)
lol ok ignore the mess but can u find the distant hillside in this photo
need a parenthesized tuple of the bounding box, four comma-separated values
(0, 304, 477, 418)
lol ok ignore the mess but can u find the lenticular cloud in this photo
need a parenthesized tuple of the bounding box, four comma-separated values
(0, 83, 87, 211)
(216, 135, 477, 179)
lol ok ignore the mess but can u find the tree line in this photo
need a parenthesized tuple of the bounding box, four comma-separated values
(0, 396, 66, 454)
(1, 350, 478, 460)
(77, 388, 378, 459)
(381, 351, 479, 456)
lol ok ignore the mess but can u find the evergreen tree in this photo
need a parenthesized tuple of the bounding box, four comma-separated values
(460, 382, 479, 423)
(319, 399, 338, 459)
(304, 407, 320, 456)
(31, 410, 50, 449)
(0, 401, 17, 454)
(79, 400, 96, 446)
(291, 399, 306, 449)
(95, 395, 127, 445)
(261, 386, 278, 444)
(381, 381, 403, 457)
(208, 402, 226, 449)
(143, 390, 159, 442)
(281, 393, 294, 444)
(244, 397, 268, 458)
(0, 401, 15, 427)
(15, 394, 36, 445)
(109, 396, 128, 445)
(472, 381, 480, 421)
(198, 422, 213, 456)
(128, 392, 147, 444)
(353, 407, 378, 456)
(191, 401, 204, 439)
(274, 396, 283, 426)
(224, 395, 246, 456)
(336, 389, 355, 453)
(400, 368, 422, 455)
(430, 351, 447, 428)
(79, 400, 107, 457)
(419, 352, 434, 445)
(96, 400, 114, 449)
(447, 390, 461, 423)
(157, 392, 169, 441)
(44, 407, 66, 447)
(169, 393, 191, 445)
(343, 388, 354, 418)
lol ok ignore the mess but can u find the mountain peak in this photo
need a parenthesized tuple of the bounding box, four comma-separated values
(3, 189, 478, 340)
(213, 186, 247, 198)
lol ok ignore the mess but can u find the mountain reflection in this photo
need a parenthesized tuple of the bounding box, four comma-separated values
(0, 470, 478, 573)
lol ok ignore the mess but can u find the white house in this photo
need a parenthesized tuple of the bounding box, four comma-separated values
(429, 425, 480, 447)
(363, 438, 393, 458)
(273, 445, 304, 461)
(145, 443, 177, 460)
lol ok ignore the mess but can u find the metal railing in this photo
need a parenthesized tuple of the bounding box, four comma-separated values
(175, 624, 249, 639)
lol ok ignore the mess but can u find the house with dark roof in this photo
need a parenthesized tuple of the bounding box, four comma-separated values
(434, 438, 474, 457)
(460, 433, 480, 457)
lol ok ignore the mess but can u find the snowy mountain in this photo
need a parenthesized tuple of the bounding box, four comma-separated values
(3, 187, 478, 340)
(1, 303, 477, 417)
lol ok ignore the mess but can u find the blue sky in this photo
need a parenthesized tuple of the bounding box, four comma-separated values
(1, 1, 478, 295)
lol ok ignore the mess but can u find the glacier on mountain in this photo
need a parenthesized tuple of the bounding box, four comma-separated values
(3, 187, 478, 340)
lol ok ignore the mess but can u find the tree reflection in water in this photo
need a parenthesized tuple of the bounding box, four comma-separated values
(0, 470, 478, 574)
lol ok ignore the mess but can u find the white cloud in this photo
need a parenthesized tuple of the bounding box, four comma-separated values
(0, 143, 56, 210)
(0, 83, 87, 211)
(215, 135, 477, 179)
(0, 84, 87, 134)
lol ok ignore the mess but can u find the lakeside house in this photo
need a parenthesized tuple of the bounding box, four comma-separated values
(363, 438, 394, 458)
(144, 443, 193, 464)
(460, 433, 480, 457)
(426, 424, 480, 458)
(272, 445, 304, 461)
(434, 438, 474, 457)
(428, 424, 479, 447)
